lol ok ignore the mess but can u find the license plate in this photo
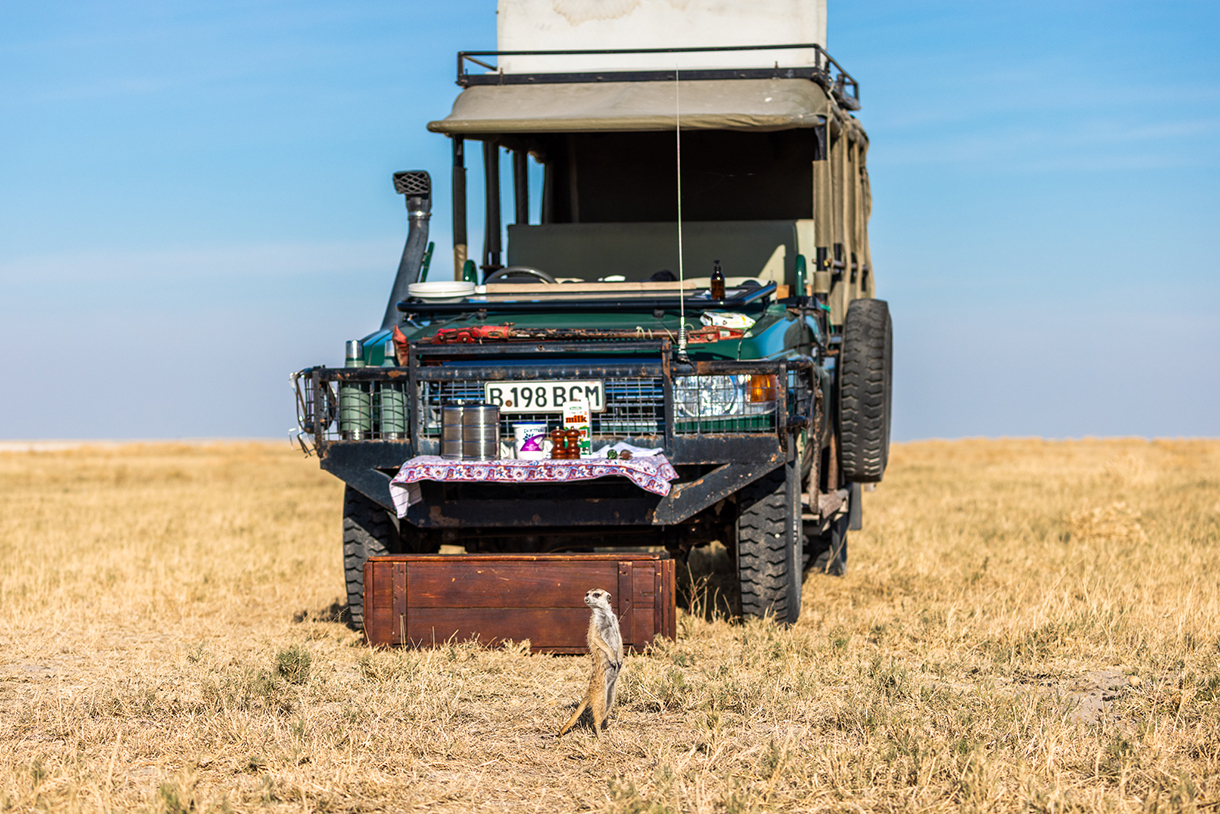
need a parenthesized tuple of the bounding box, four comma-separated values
(485, 380, 605, 414)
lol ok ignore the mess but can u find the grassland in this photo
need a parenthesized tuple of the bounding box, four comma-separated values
(1, 438, 1218, 813)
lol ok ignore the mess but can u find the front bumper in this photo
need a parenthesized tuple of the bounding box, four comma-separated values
(294, 339, 816, 528)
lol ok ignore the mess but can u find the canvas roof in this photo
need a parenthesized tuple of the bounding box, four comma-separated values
(427, 78, 830, 135)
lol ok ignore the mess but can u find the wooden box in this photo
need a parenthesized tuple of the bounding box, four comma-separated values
(363, 554, 676, 653)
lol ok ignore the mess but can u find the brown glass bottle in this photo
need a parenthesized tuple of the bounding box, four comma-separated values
(710, 259, 725, 300)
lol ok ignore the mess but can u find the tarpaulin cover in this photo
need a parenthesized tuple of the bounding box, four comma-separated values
(427, 78, 830, 135)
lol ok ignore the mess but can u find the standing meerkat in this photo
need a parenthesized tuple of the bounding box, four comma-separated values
(558, 588, 624, 737)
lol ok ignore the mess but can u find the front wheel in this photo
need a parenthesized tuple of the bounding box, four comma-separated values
(342, 486, 438, 629)
(735, 468, 802, 624)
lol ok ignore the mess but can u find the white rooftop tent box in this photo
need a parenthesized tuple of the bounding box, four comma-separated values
(496, 0, 828, 73)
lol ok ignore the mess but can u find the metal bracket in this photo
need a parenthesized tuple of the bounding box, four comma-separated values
(653, 456, 784, 525)
(321, 455, 397, 511)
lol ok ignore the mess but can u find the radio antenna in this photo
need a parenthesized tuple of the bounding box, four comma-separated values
(675, 65, 689, 362)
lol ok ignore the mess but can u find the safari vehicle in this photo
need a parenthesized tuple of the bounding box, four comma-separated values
(292, 2, 893, 628)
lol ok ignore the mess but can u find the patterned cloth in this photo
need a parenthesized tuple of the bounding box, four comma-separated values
(389, 454, 679, 518)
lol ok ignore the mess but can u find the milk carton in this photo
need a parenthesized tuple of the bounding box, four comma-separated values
(562, 395, 592, 458)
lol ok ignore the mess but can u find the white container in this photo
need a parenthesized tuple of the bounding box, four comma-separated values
(513, 422, 549, 460)
(498, 0, 827, 74)
(562, 396, 592, 458)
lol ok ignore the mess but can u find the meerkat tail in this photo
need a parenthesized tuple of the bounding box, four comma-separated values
(558, 697, 589, 737)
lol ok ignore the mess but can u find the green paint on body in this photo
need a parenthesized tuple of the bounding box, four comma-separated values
(363, 300, 814, 363)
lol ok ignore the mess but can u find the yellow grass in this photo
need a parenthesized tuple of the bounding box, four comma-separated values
(1, 438, 1219, 813)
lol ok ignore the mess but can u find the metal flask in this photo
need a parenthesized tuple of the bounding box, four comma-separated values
(461, 404, 500, 460)
(377, 338, 407, 440)
(441, 404, 466, 459)
(378, 384, 407, 440)
(339, 340, 371, 441)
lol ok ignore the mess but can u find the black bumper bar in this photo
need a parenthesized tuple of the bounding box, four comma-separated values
(298, 341, 815, 528)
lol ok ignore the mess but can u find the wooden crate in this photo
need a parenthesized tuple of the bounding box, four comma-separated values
(363, 554, 676, 653)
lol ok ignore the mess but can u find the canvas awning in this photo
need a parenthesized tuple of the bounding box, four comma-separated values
(427, 78, 830, 135)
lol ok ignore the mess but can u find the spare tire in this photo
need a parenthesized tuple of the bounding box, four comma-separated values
(839, 298, 893, 482)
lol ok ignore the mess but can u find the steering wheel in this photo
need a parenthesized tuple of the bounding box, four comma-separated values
(484, 265, 557, 284)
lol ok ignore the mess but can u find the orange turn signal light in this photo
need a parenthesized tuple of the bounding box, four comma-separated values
(747, 374, 777, 403)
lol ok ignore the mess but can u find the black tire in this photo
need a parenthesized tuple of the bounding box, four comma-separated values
(736, 468, 802, 624)
(342, 486, 438, 629)
(839, 298, 893, 482)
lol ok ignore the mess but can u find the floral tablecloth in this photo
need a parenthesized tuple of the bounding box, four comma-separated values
(388, 455, 679, 518)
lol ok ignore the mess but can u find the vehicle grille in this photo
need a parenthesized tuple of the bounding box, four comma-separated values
(293, 361, 812, 453)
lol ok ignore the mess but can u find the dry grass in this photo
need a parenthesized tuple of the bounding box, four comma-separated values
(1, 438, 1219, 813)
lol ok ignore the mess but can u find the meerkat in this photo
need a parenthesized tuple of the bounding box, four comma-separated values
(558, 588, 624, 737)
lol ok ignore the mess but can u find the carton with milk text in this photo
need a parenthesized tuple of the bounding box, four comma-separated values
(562, 395, 591, 458)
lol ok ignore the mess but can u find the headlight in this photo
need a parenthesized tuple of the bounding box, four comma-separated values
(674, 375, 777, 419)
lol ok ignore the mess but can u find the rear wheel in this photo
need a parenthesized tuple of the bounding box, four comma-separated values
(342, 485, 438, 629)
(839, 298, 893, 482)
(736, 468, 802, 624)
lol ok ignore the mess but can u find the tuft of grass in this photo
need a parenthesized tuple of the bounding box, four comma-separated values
(156, 781, 195, 814)
(275, 644, 312, 685)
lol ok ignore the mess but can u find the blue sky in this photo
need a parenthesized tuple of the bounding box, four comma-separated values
(1, 0, 1217, 440)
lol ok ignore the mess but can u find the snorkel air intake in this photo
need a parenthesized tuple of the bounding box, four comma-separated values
(381, 170, 432, 330)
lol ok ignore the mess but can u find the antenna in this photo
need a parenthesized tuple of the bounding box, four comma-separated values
(675, 66, 689, 362)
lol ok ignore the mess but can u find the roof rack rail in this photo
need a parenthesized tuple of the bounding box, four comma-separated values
(456, 43, 860, 110)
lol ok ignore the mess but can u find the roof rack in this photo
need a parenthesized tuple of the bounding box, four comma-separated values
(456, 43, 860, 110)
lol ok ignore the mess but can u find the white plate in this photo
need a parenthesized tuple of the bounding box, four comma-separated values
(408, 281, 476, 300)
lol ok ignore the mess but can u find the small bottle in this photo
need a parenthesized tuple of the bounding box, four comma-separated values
(710, 259, 725, 300)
